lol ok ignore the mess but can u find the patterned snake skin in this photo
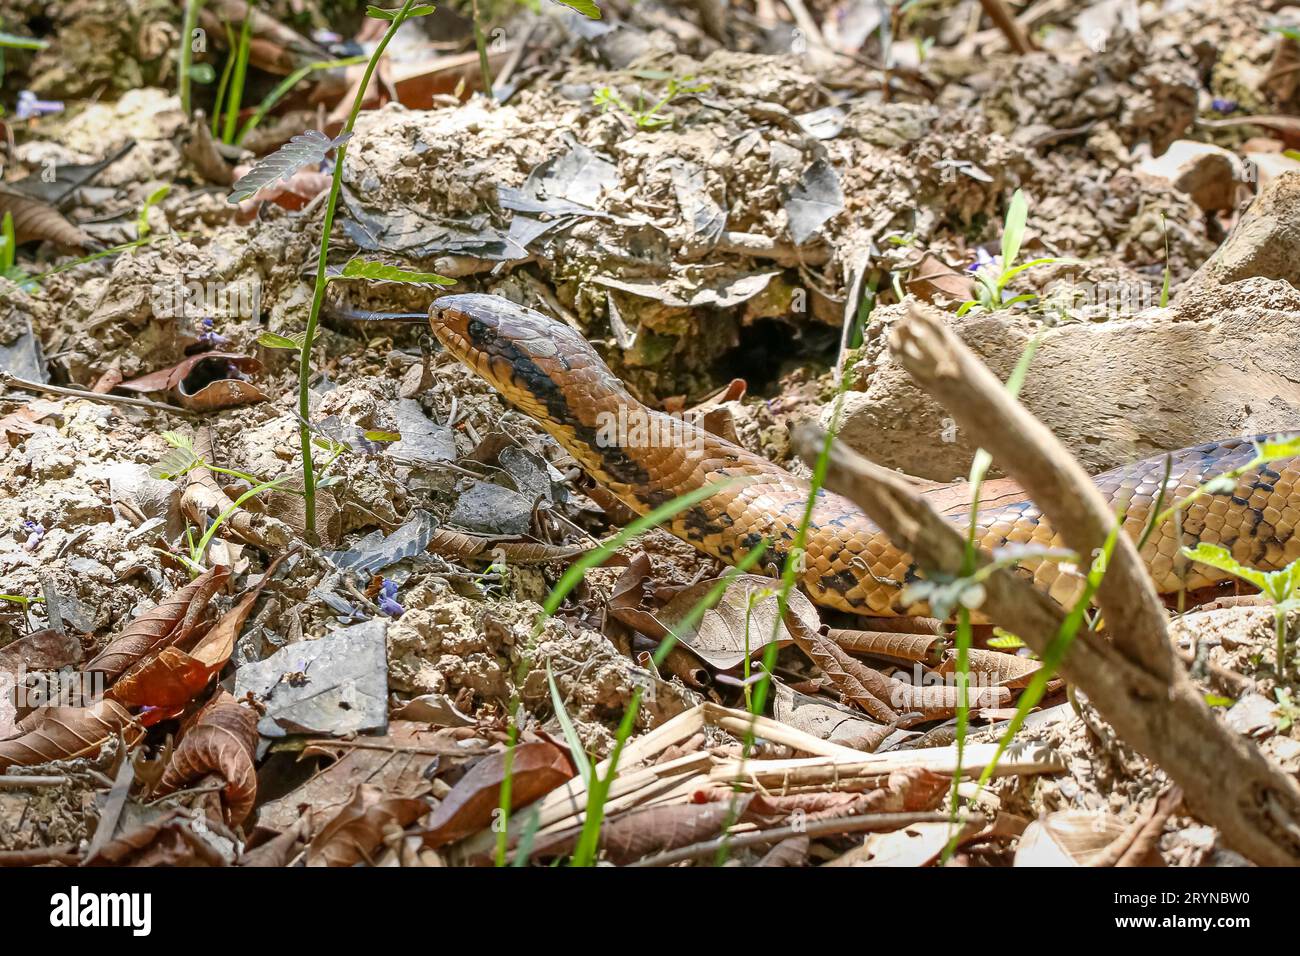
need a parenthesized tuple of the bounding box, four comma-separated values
(429, 294, 1300, 617)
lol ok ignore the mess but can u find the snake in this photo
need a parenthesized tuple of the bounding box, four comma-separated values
(428, 293, 1300, 617)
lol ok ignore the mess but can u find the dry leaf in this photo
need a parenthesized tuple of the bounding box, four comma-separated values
(0, 700, 141, 769)
(0, 186, 93, 248)
(157, 689, 260, 825)
(116, 353, 267, 412)
(936, 648, 1042, 688)
(109, 562, 277, 710)
(827, 628, 944, 664)
(306, 784, 428, 867)
(421, 740, 574, 849)
(652, 573, 821, 670)
(906, 252, 974, 303)
(86, 566, 229, 682)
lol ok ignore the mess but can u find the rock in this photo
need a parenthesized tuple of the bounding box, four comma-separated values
(450, 481, 533, 535)
(836, 301, 1300, 479)
(234, 619, 389, 739)
(1243, 150, 1300, 193)
(836, 171, 1300, 479)
(1174, 170, 1300, 296)
(1136, 139, 1244, 211)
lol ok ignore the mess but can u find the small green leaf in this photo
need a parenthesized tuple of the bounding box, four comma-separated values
(367, 3, 436, 19)
(257, 332, 298, 350)
(150, 443, 199, 480)
(1204, 694, 1234, 708)
(1000, 189, 1029, 270)
(549, 0, 602, 18)
(547, 662, 592, 787)
(1181, 542, 1272, 592)
(228, 130, 350, 203)
(137, 184, 171, 240)
(257, 329, 320, 350)
(188, 63, 217, 84)
(362, 430, 401, 443)
(161, 430, 194, 451)
(336, 258, 455, 285)
(988, 628, 1026, 650)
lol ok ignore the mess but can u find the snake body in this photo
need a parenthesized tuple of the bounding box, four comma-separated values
(429, 293, 1300, 617)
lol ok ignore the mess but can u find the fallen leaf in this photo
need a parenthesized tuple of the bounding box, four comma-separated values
(157, 689, 260, 825)
(86, 566, 229, 682)
(0, 186, 93, 248)
(421, 741, 573, 849)
(108, 559, 279, 710)
(306, 784, 428, 866)
(0, 700, 141, 769)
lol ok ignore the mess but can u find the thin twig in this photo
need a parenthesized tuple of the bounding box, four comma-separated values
(629, 811, 975, 867)
(0, 373, 197, 416)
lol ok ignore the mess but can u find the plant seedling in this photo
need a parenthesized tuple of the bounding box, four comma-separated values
(593, 74, 710, 129)
(958, 189, 1080, 316)
(1182, 544, 1300, 679)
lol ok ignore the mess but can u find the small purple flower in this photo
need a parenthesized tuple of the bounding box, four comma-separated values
(21, 519, 45, 552)
(377, 579, 404, 617)
(967, 247, 998, 273)
(197, 317, 229, 350)
(15, 91, 63, 121)
(312, 28, 343, 44)
(1211, 98, 1237, 113)
(224, 361, 251, 382)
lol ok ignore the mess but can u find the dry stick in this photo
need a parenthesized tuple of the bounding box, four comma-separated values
(978, 0, 1035, 54)
(788, 331, 1300, 868)
(629, 811, 976, 867)
(892, 302, 1175, 682)
(0, 373, 198, 416)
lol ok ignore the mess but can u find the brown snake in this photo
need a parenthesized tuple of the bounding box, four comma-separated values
(429, 293, 1300, 617)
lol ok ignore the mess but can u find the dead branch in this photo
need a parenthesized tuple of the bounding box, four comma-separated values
(793, 312, 1300, 864)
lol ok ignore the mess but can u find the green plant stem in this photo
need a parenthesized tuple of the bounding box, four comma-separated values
(470, 0, 494, 99)
(211, 19, 237, 136)
(298, 0, 416, 541)
(236, 55, 369, 144)
(568, 545, 767, 867)
(192, 475, 292, 569)
(179, 0, 205, 116)
(221, 11, 253, 144)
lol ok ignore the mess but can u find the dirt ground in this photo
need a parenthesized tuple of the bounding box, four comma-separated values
(1, 0, 1300, 871)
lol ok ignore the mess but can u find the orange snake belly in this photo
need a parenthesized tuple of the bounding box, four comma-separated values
(428, 293, 1300, 617)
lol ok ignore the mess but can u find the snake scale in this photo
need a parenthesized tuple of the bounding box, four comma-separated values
(429, 293, 1300, 617)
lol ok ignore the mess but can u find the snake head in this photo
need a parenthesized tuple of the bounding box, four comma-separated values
(428, 293, 632, 424)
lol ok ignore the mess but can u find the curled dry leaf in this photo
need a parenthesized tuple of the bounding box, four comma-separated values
(157, 689, 260, 825)
(935, 647, 1042, 688)
(0, 186, 93, 248)
(827, 628, 944, 665)
(421, 740, 574, 849)
(306, 784, 429, 867)
(108, 572, 271, 710)
(86, 565, 229, 682)
(116, 353, 267, 412)
(783, 608, 900, 723)
(0, 700, 141, 770)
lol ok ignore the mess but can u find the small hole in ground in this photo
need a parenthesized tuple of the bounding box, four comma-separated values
(715, 317, 838, 396)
